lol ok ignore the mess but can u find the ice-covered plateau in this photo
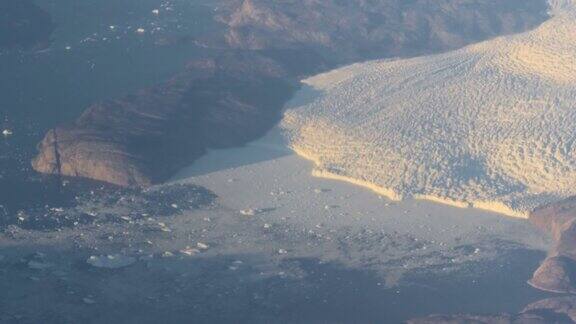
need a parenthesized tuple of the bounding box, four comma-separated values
(282, 0, 576, 218)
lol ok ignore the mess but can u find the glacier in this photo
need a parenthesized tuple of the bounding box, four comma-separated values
(282, 0, 576, 218)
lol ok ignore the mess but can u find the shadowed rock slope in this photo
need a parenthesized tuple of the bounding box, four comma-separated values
(0, 0, 54, 50)
(33, 54, 296, 187)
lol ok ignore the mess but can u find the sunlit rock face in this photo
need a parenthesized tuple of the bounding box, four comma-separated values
(217, 0, 550, 64)
(282, 0, 576, 218)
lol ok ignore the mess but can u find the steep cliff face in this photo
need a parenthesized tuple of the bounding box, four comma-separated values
(32, 0, 550, 187)
(529, 198, 576, 294)
(33, 54, 296, 187)
(218, 0, 550, 62)
(0, 0, 54, 49)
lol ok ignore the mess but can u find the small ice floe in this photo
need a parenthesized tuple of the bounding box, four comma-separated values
(240, 208, 257, 216)
(196, 242, 209, 250)
(28, 260, 53, 270)
(240, 208, 274, 216)
(27, 253, 53, 270)
(87, 254, 136, 269)
(119, 216, 131, 222)
(2, 129, 13, 137)
(83, 297, 96, 305)
(139, 254, 154, 261)
(179, 247, 200, 256)
(146, 222, 171, 233)
(136, 28, 146, 34)
(229, 261, 243, 271)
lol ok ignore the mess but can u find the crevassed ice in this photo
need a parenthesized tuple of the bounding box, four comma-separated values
(281, 0, 576, 218)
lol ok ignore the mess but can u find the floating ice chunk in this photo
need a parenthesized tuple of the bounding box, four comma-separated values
(83, 297, 96, 304)
(87, 254, 136, 269)
(28, 260, 53, 270)
(179, 247, 200, 256)
(240, 208, 273, 216)
(27, 253, 52, 270)
(240, 208, 257, 216)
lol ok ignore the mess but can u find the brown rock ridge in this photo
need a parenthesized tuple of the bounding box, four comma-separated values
(217, 0, 550, 62)
(32, 0, 550, 187)
(33, 53, 296, 187)
(529, 197, 576, 294)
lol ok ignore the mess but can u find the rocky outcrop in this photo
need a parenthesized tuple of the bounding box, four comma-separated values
(217, 0, 550, 63)
(409, 198, 576, 322)
(32, 0, 550, 186)
(0, 0, 54, 49)
(408, 297, 576, 323)
(33, 54, 296, 187)
(528, 197, 576, 294)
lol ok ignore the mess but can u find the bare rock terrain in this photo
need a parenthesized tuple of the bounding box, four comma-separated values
(33, 54, 296, 187)
(529, 198, 576, 294)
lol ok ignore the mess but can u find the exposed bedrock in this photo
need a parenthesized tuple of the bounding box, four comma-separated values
(529, 198, 576, 294)
(32, 0, 550, 187)
(33, 54, 297, 187)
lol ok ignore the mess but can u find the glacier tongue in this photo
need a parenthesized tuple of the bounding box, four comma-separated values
(281, 0, 576, 218)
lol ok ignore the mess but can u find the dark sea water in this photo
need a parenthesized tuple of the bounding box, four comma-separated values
(0, 0, 217, 224)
